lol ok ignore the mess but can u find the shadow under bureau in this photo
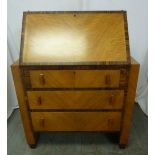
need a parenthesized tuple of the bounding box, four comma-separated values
(11, 11, 139, 148)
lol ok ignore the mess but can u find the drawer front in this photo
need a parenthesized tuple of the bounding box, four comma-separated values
(31, 112, 121, 131)
(27, 90, 124, 110)
(29, 70, 120, 88)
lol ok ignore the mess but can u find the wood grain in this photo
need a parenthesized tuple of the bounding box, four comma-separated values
(31, 112, 122, 131)
(27, 90, 124, 110)
(29, 70, 120, 88)
(20, 11, 128, 65)
(119, 57, 140, 146)
(11, 61, 37, 145)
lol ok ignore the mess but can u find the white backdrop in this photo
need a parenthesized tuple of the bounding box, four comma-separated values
(7, 0, 148, 117)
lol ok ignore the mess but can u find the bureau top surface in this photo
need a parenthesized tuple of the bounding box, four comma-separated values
(20, 11, 130, 66)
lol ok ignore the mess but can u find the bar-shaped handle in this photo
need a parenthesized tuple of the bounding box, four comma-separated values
(108, 119, 114, 128)
(105, 75, 111, 85)
(39, 73, 45, 85)
(40, 117, 45, 127)
(37, 96, 42, 105)
(109, 95, 114, 104)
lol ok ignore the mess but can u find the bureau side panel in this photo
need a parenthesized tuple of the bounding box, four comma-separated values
(119, 58, 140, 146)
(11, 62, 37, 145)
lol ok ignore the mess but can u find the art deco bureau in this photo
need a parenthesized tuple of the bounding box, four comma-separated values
(11, 11, 139, 148)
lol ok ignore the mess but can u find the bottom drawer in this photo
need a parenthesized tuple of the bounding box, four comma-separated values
(31, 112, 121, 132)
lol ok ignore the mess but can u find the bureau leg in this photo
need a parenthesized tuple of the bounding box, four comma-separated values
(119, 144, 126, 149)
(11, 63, 38, 147)
(28, 133, 39, 148)
(119, 59, 139, 147)
(29, 144, 37, 149)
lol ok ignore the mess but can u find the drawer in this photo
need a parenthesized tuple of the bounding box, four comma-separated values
(27, 90, 124, 110)
(31, 112, 121, 131)
(29, 70, 120, 88)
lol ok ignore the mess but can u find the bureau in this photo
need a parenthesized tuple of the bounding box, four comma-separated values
(11, 11, 139, 148)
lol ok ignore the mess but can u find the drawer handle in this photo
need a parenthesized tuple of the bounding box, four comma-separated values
(108, 119, 114, 128)
(40, 117, 45, 127)
(39, 74, 45, 85)
(105, 75, 111, 85)
(109, 95, 114, 104)
(37, 96, 42, 105)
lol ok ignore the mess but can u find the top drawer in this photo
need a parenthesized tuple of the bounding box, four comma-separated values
(28, 70, 121, 88)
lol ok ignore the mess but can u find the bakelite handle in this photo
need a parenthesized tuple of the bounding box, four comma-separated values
(37, 96, 42, 105)
(40, 117, 45, 127)
(39, 73, 45, 85)
(108, 119, 113, 128)
(109, 95, 114, 104)
(105, 75, 111, 85)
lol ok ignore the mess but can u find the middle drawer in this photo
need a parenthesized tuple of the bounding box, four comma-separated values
(27, 90, 124, 110)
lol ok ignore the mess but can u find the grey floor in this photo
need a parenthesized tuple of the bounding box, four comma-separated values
(7, 104, 147, 155)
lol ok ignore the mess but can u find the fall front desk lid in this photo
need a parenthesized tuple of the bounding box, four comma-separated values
(19, 11, 130, 66)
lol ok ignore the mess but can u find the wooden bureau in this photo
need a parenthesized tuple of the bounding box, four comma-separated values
(11, 11, 139, 148)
